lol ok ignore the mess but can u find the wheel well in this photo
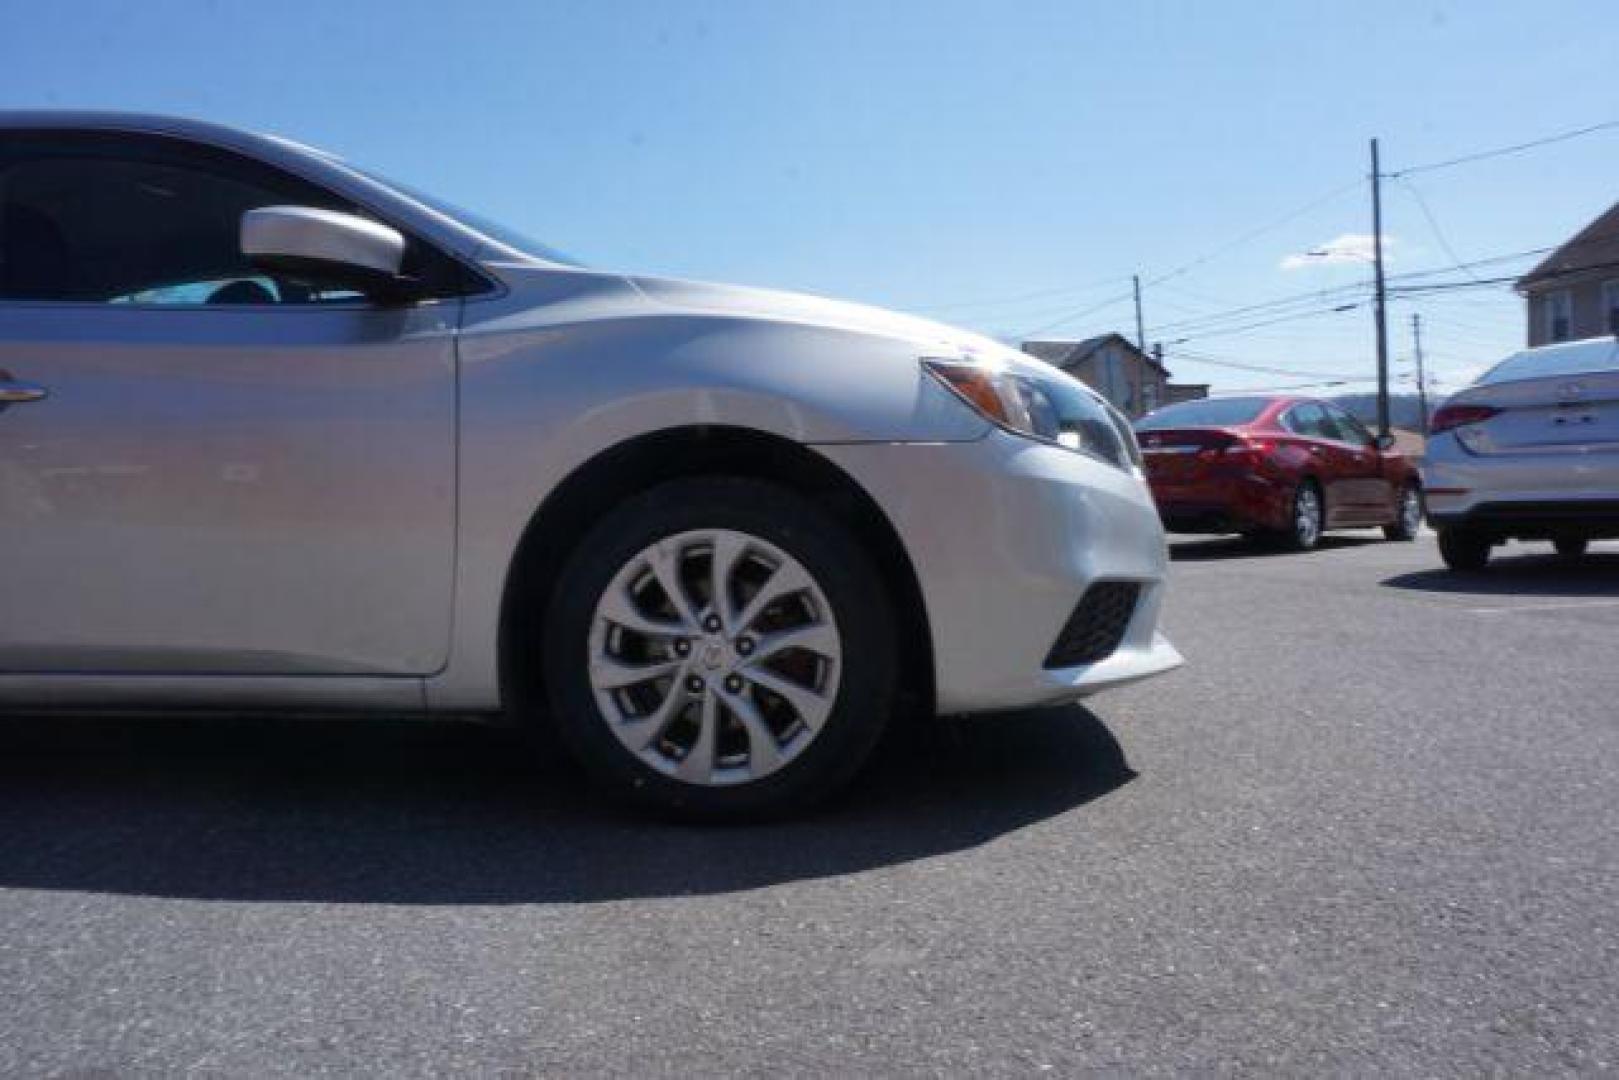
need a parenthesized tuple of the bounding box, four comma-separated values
(498, 425, 935, 723)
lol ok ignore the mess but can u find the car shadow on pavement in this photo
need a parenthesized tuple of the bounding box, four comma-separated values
(0, 707, 1134, 905)
(1168, 534, 1384, 561)
(1382, 550, 1619, 597)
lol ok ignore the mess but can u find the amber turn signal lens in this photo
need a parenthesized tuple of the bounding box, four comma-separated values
(922, 361, 1014, 426)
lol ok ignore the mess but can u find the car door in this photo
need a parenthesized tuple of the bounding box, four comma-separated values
(0, 130, 462, 677)
(1280, 401, 1354, 521)
(1320, 405, 1394, 522)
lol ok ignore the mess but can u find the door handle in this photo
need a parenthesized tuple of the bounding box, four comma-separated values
(0, 380, 48, 404)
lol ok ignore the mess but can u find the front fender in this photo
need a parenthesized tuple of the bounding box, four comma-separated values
(427, 279, 987, 709)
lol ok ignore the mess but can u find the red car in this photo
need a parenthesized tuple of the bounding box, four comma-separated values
(1134, 395, 1423, 549)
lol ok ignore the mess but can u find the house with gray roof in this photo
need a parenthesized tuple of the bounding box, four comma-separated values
(1517, 199, 1619, 345)
(1021, 333, 1206, 418)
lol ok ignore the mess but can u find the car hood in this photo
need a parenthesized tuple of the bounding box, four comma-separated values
(622, 273, 1014, 362)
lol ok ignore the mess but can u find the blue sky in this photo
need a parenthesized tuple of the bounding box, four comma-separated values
(5, 0, 1617, 394)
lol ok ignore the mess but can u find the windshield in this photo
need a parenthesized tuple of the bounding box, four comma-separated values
(344, 164, 582, 267)
(1135, 396, 1271, 429)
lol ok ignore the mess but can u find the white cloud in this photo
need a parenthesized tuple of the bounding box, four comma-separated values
(1281, 233, 1396, 270)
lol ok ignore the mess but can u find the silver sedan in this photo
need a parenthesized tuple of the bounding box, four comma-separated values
(0, 112, 1181, 817)
(1425, 337, 1619, 571)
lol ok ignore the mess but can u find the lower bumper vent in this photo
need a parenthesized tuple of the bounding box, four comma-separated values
(1043, 582, 1141, 669)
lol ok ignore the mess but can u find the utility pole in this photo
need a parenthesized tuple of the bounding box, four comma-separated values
(1150, 343, 1166, 413)
(1132, 274, 1146, 353)
(1411, 312, 1430, 436)
(1370, 138, 1391, 440)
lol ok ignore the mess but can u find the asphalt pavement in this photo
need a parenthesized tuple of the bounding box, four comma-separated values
(2, 534, 1617, 1076)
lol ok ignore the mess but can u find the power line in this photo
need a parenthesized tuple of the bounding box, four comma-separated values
(1017, 287, 1139, 339)
(1389, 118, 1619, 178)
(1390, 256, 1619, 296)
(907, 274, 1132, 315)
(1168, 347, 1365, 381)
(1206, 377, 1377, 394)
(1015, 177, 1362, 339)
(1383, 246, 1549, 282)
(1140, 179, 1364, 290)
(1398, 176, 1484, 285)
(1151, 280, 1369, 334)
(1163, 300, 1365, 344)
(1147, 227, 1619, 338)
(1156, 281, 1236, 307)
(1014, 119, 1619, 344)
(1160, 243, 1565, 335)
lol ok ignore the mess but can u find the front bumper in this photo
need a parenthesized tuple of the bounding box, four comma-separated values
(815, 431, 1183, 715)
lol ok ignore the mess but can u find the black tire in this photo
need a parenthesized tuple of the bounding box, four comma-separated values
(1282, 480, 1324, 551)
(1554, 537, 1589, 560)
(1438, 526, 1491, 572)
(1383, 485, 1423, 541)
(539, 476, 895, 821)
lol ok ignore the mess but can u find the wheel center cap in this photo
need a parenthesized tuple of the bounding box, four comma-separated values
(699, 640, 728, 671)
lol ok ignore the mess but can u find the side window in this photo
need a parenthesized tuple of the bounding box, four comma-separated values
(1284, 402, 1327, 438)
(1543, 290, 1572, 343)
(1315, 408, 1353, 443)
(0, 132, 475, 306)
(1327, 406, 1374, 447)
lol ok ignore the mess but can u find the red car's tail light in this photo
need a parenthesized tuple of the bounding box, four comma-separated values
(1204, 438, 1272, 465)
(1430, 404, 1500, 434)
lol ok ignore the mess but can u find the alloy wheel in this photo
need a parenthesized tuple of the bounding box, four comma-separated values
(1295, 485, 1323, 548)
(1400, 487, 1423, 535)
(586, 528, 842, 786)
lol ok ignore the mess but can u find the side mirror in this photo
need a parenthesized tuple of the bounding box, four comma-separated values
(1376, 432, 1397, 451)
(242, 206, 414, 302)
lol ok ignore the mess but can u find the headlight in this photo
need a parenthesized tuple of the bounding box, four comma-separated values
(922, 358, 1140, 471)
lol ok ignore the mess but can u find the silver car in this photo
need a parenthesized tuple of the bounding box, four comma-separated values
(1425, 336, 1619, 570)
(0, 112, 1181, 816)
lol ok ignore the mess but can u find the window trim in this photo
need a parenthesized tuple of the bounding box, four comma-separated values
(1542, 288, 1573, 343)
(0, 127, 497, 311)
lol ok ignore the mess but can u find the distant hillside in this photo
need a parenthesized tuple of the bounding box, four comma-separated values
(1330, 392, 1430, 432)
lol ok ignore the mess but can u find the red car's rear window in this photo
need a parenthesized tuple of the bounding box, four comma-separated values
(1136, 397, 1270, 430)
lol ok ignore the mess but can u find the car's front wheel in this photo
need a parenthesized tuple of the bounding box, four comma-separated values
(542, 477, 895, 819)
(1383, 484, 1423, 541)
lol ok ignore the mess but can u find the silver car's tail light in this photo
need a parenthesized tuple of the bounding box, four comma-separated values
(1430, 404, 1501, 434)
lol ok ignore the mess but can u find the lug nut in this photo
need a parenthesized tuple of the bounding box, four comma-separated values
(703, 614, 722, 633)
(686, 675, 705, 694)
(673, 638, 691, 657)
(735, 636, 755, 656)
(725, 674, 744, 693)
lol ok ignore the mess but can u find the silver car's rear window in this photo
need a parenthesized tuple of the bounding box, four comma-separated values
(1479, 338, 1619, 384)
